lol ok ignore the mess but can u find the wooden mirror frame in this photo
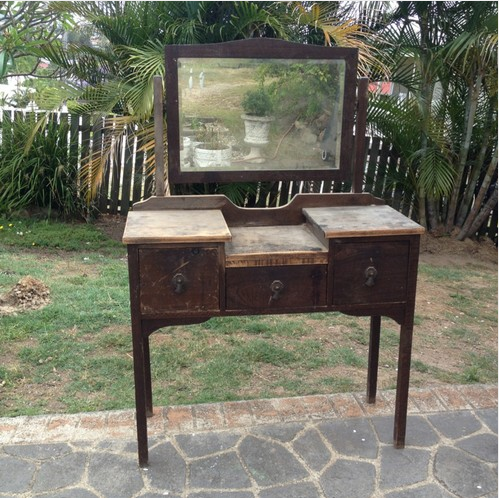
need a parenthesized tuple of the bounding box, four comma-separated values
(164, 38, 361, 186)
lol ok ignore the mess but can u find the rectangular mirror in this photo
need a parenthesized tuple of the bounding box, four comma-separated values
(165, 39, 358, 184)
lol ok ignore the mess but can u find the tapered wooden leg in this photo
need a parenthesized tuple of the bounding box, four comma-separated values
(143, 337, 153, 417)
(367, 315, 381, 403)
(393, 319, 414, 448)
(132, 326, 149, 466)
(127, 245, 149, 466)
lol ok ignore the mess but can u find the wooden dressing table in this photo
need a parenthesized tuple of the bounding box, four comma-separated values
(123, 39, 424, 466)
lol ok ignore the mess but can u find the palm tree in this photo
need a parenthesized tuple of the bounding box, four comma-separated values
(442, 2, 498, 232)
(368, 1, 497, 238)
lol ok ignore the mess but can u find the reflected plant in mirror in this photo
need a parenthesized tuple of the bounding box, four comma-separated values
(241, 85, 274, 164)
(185, 119, 235, 168)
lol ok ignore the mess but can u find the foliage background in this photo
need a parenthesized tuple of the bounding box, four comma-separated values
(0, 1, 497, 241)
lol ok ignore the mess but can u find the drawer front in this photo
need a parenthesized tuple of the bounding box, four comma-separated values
(226, 265, 327, 311)
(139, 248, 220, 315)
(332, 241, 409, 305)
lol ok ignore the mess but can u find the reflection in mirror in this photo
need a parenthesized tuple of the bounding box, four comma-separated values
(177, 58, 346, 173)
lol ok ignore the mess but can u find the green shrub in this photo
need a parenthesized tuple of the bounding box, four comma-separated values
(0, 114, 83, 218)
(241, 86, 273, 116)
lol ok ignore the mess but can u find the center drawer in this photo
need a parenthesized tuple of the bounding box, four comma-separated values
(226, 265, 327, 311)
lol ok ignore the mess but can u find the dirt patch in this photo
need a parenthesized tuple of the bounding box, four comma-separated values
(420, 232, 497, 267)
(95, 214, 126, 243)
(0, 276, 50, 316)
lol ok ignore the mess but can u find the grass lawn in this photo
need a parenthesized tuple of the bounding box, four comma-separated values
(0, 217, 497, 417)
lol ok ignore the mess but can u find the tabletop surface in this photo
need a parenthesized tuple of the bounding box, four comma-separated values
(122, 209, 232, 244)
(303, 205, 425, 238)
(123, 205, 424, 245)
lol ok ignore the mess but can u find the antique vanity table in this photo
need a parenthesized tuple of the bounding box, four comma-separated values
(123, 39, 424, 466)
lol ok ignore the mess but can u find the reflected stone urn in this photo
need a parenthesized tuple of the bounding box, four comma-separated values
(241, 114, 274, 163)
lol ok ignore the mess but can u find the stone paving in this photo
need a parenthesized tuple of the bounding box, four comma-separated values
(0, 384, 497, 498)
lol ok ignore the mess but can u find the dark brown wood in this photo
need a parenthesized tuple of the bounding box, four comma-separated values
(394, 320, 414, 448)
(331, 238, 410, 306)
(127, 245, 149, 466)
(367, 316, 381, 403)
(143, 336, 153, 417)
(124, 40, 425, 468)
(153, 75, 165, 196)
(226, 265, 327, 311)
(393, 234, 420, 447)
(353, 78, 369, 193)
(124, 198, 423, 466)
(139, 247, 221, 316)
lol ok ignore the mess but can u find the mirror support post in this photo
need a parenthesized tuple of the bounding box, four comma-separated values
(353, 77, 369, 194)
(154, 75, 165, 197)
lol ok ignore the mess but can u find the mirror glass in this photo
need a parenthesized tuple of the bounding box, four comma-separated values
(177, 57, 346, 173)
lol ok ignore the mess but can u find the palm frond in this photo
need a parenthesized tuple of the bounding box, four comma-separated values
(120, 42, 165, 118)
(79, 115, 139, 203)
(35, 40, 116, 85)
(230, 2, 292, 40)
(411, 146, 455, 199)
(67, 81, 127, 115)
(292, 3, 390, 79)
(445, 30, 498, 74)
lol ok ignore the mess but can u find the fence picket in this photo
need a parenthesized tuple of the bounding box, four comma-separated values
(133, 146, 145, 204)
(365, 136, 381, 192)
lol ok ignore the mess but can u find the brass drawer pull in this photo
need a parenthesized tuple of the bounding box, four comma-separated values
(365, 266, 378, 287)
(172, 273, 186, 294)
(270, 280, 285, 300)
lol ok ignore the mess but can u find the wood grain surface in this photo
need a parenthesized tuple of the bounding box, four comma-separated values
(303, 205, 425, 238)
(122, 209, 231, 244)
(225, 225, 328, 267)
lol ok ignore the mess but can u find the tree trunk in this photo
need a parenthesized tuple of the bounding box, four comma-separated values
(418, 186, 427, 230)
(427, 197, 440, 231)
(446, 73, 482, 231)
(457, 149, 498, 240)
(457, 184, 498, 241)
(456, 105, 494, 226)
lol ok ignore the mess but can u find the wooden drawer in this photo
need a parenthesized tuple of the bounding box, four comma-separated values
(139, 247, 220, 315)
(226, 265, 327, 311)
(332, 240, 409, 305)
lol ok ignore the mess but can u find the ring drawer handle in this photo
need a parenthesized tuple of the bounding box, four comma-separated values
(270, 280, 285, 300)
(364, 266, 378, 287)
(172, 273, 186, 294)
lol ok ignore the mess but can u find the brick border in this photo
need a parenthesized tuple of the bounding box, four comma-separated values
(1, 384, 496, 445)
